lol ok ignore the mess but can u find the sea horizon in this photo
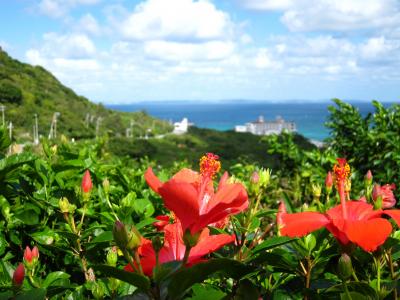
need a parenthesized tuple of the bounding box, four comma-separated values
(107, 100, 398, 142)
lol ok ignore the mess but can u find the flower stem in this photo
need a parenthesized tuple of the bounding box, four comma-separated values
(105, 194, 119, 221)
(387, 251, 398, 299)
(342, 281, 352, 300)
(374, 256, 381, 293)
(338, 181, 348, 219)
(182, 245, 192, 266)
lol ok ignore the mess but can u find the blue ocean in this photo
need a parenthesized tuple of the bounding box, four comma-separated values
(107, 101, 397, 141)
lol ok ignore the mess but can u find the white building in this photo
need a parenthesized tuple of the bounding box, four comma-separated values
(173, 118, 192, 134)
(235, 115, 296, 135)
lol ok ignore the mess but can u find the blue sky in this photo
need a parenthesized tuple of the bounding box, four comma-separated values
(0, 0, 399, 104)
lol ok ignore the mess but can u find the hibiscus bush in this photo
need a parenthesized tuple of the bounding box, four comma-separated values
(1, 100, 400, 299)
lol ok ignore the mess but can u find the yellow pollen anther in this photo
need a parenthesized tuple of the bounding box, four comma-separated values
(333, 158, 351, 182)
(199, 153, 221, 179)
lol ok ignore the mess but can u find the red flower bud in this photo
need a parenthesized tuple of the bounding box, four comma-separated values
(32, 246, 39, 260)
(373, 184, 396, 209)
(153, 215, 170, 231)
(24, 246, 39, 263)
(250, 171, 260, 184)
(12, 263, 25, 286)
(81, 170, 93, 193)
(325, 171, 333, 189)
(24, 246, 33, 263)
(365, 170, 373, 181)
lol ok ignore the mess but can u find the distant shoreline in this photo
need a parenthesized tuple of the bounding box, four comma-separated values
(107, 101, 396, 142)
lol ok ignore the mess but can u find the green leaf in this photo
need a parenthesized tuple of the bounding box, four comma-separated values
(250, 236, 294, 255)
(15, 288, 46, 300)
(188, 284, 226, 300)
(42, 271, 70, 288)
(0, 234, 7, 256)
(14, 203, 40, 225)
(93, 265, 150, 292)
(31, 229, 58, 245)
(135, 218, 157, 230)
(89, 231, 113, 244)
(167, 258, 254, 299)
(133, 198, 154, 218)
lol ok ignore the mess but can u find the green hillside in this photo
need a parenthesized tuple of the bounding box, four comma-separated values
(0, 47, 172, 141)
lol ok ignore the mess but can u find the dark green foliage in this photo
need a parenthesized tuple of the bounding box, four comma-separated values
(327, 99, 400, 196)
(0, 81, 23, 104)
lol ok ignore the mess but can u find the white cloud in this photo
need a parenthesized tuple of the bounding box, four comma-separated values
(243, 0, 294, 11)
(75, 14, 102, 36)
(144, 40, 235, 61)
(26, 33, 101, 79)
(37, 0, 101, 18)
(253, 48, 281, 69)
(120, 0, 233, 41)
(360, 36, 400, 59)
(243, 0, 400, 32)
(39, 32, 96, 59)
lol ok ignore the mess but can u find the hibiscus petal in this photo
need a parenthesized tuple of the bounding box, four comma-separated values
(162, 223, 186, 261)
(158, 181, 200, 232)
(144, 167, 163, 193)
(280, 212, 330, 237)
(172, 168, 200, 184)
(345, 218, 392, 252)
(140, 255, 157, 276)
(193, 183, 248, 233)
(383, 209, 400, 227)
(189, 228, 235, 263)
(217, 171, 229, 191)
(327, 201, 376, 222)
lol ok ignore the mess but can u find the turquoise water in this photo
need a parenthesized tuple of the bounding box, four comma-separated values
(108, 101, 396, 141)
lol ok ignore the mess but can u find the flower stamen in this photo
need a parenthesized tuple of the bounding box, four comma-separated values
(199, 153, 221, 179)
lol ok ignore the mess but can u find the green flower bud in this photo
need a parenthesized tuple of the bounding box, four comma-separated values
(127, 225, 142, 250)
(259, 169, 271, 188)
(113, 221, 129, 250)
(338, 253, 353, 281)
(312, 184, 322, 198)
(59, 197, 71, 214)
(102, 178, 110, 194)
(106, 246, 118, 267)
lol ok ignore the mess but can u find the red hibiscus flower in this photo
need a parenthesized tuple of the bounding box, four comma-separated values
(373, 184, 396, 209)
(279, 158, 400, 252)
(145, 153, 248, 234)
(125, 222, 235, 276)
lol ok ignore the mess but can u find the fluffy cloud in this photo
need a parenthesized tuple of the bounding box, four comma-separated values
(114, 0, 237, 63)
(120, 0, 233, 41)
(36, 33, 96, 59)
(144, 40, 235, 61)
(26, 32, 101, 87)
(243, 0, 400, 32)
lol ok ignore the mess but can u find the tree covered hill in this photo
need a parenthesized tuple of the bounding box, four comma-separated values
(0, 47, 172, 141)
